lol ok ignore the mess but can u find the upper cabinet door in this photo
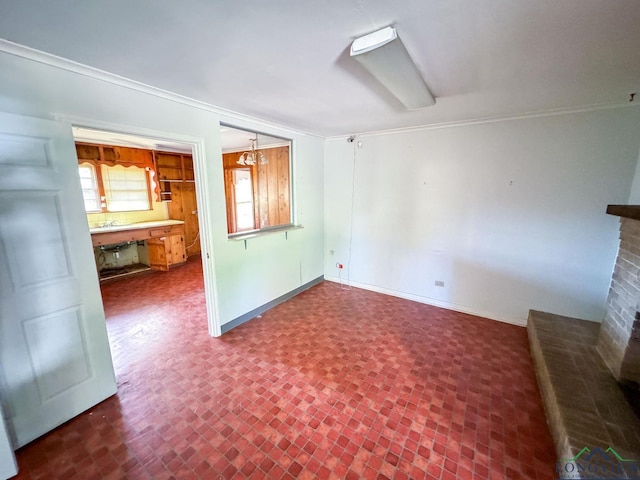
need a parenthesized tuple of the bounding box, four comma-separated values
(0, 112, 116, 448)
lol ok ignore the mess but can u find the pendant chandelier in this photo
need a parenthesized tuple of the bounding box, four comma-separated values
(237, 138, 268, 166)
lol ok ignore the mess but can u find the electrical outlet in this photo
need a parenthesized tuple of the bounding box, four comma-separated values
(434, 280, 445, 287)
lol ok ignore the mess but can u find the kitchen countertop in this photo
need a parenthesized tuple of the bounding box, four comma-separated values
(89, 219, 185, 234)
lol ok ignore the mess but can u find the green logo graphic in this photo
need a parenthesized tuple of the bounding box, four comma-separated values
(557, 446, 639, 479)
(563, 447, 635, 463)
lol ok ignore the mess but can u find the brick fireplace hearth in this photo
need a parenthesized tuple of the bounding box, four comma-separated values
(528, 205, 640, 473)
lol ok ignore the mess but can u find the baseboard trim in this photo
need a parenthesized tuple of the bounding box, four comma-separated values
(324, 276, 526, 327)
(220, 276, 325, 334)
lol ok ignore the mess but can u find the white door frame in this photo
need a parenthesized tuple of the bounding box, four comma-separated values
(56, 115, 222, 337)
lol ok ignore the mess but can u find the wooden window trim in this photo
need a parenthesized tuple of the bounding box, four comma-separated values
(145, 168, 154, 209)
(224, 168, 237, 233)
(94, 160, 107, 212)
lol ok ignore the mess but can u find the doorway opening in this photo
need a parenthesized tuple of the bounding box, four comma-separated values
(73, 127, 202, 280)
(70, 124, 217, 340)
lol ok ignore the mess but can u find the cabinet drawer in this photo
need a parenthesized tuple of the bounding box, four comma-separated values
(149, 225, 182, 237)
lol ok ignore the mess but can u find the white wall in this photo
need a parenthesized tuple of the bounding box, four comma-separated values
(0, 49, 324, 327)
(324, 108, 640, 325)
(627, 145, 640, 203)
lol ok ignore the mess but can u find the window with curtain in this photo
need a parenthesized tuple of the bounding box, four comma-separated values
(101, 164, 151, 212)
(77, 162, 152, 213)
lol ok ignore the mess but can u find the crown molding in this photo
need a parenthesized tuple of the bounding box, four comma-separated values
(327, 101, 640, 141)
(2, 38, 637, 142)
(0, 38, 322, 140)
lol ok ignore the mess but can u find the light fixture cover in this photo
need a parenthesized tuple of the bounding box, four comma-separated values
(350, 26, 435, 110)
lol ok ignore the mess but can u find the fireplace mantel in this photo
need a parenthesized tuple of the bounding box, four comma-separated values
(606, 204, 640, 220)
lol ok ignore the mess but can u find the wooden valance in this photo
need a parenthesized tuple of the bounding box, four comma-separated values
(76, 143, 154, 169)
(76, 142, 161, 202)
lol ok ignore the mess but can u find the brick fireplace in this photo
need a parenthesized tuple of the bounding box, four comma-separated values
(527, 205, 640, 468)
(597, 209, 640, 387)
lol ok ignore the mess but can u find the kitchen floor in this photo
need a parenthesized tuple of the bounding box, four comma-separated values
(12, 257, 556, 479)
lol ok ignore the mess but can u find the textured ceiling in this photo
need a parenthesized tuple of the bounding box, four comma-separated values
(1, 0, 639, 136)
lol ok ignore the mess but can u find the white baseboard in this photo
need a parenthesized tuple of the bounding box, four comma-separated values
(324, 275, 527, 327)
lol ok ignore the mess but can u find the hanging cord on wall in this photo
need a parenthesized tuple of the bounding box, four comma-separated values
(344, 136, 358, 289)
(186, 230, 200, 251)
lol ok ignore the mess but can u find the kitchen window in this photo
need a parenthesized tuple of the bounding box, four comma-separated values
(78, 164, 101, 212)
(78, 163, 152, 213)
(76, 142, 156, 213)
(101, 164, 151, 212)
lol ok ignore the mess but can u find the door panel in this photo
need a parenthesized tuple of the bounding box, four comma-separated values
(167, 182, 200, 256)
(0, 113, 116, 448)
(0, 133, 49, 167)
(1, 193, 71, 288)
(182, 183, 200, 256)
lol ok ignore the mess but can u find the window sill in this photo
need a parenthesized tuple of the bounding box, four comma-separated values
(228, 224, 303, 242)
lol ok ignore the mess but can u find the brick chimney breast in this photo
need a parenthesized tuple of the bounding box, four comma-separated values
(597, 215, 640, 386)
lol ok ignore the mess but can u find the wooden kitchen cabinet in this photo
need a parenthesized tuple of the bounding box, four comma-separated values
(155, 152, 196, 206)
(147, 234, 186, 271)
(76, 143, 153, 165)
(90, 221, 187, 273)
(154, 152, 194, 182)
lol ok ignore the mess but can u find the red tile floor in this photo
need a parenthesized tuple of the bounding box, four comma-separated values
(13, 256, 556, 479)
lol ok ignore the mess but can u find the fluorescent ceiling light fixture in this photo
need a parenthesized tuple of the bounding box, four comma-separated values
(350, 26, 435, 110)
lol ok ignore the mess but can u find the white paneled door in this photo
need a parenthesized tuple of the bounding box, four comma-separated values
(0, 113, 116, 451)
